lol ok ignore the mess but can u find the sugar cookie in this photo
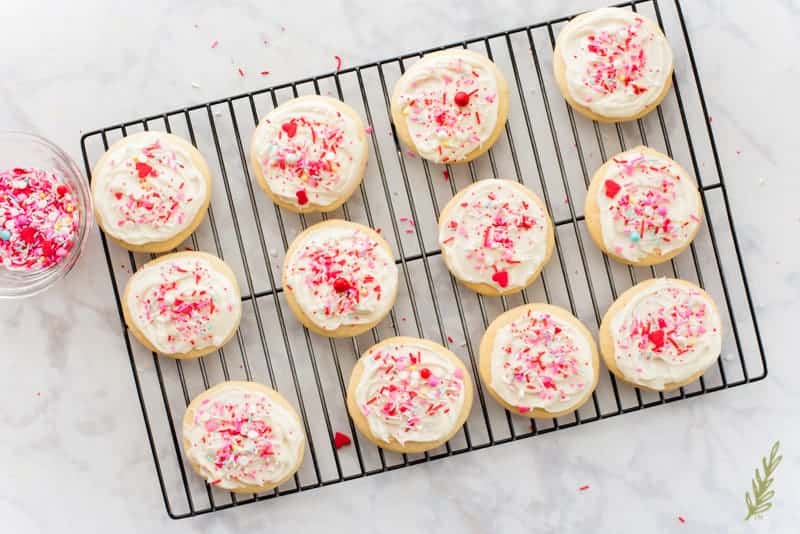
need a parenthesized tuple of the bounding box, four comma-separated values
(438, 179, 554, 296)
(182, 381, 306, 493)
(479, 303, 599, 418)
(282, 220, 399, 337)
(122, 251, 242, 359)
(390, 49, 510, 163)
(91, 131, 212, 253)
(599, 278, 722, 391)
(553, 7, 674, 122)
(250, 95, 368, 213)
(346, 336, 473, 453)
(585, 145, 702, 266)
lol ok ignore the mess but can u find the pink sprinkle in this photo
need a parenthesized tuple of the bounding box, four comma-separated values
(405, 149, 417, 159)
(678, 516, 686, 524)
(334, 55, 342, 72)
(453, 368, 464, 380)
(260, 70, 270, 76)
(579, 484, 590, 491)
(210, 40, 219, 49)
(447, 335, 454, 343)
(443, 169, 450, 181)
(735, 149, 742, 156)
(399, 216, 409, 223)
(365, 125, 373, 134)
(238, 67, 245, 77)
(404, 228, 414, 234)
(518, 406, 531, 414)
(708, 116, 713, 123)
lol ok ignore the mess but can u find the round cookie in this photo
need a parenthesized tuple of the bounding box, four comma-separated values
(390, 48, 510, 164)
(346, 336, 473, 454)
(584, 145, 702, 266)
(282, 220, 399, 337)
(91, 131, 212, 253)
(122, 251, 242, 359)
(479, 303, 599, 418)
(553, 7, 674, 123)
(599, 278, 723, 392)
(182, 381, 306, 493)
(438, 179, 554, 296)
(250, 95, 369, 213)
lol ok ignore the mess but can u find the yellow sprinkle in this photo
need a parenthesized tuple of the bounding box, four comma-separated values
(360, 287, 368, 296)
(300, 173, 309, 183)
(402, 105, 412, 115)
(65, 204, 74, 213)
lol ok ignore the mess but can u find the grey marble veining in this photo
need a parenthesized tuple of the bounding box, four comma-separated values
(1, 0, 799, 532)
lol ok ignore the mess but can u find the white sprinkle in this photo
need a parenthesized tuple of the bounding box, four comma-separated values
(191, 82, 201, 89)
(723, 353, 735, 362)
(758, 178, 766, 186)
(214, 110, 223, 117)
(269, 248, 277, 257)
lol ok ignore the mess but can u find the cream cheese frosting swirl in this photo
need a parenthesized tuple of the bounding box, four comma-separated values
(610, 279, 722, 390)
(283, 221, 398, 331)
(489, 308, 595, 414)
(393, 49, 504, 163)
(252, 95, 368, 210)
(595, 147, 701, 263)
(183, 383, 305, 491)
(93, 131, 209, 245)
(556, 8, 673, 119)
(439, 179, 553, 292)
(125, 252, 241, 355)
(354, 339, 468, 445)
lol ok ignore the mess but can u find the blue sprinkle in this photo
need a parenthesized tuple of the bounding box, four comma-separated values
(629, 230, 641, 242)
(0, 230, 10, 241)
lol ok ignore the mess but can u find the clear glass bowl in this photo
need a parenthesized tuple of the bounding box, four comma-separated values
(0, 131, 93, 298)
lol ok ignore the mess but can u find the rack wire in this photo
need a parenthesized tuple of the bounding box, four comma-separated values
(80, 0, 766, 519)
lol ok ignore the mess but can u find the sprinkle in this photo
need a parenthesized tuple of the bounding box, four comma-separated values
(447, 335, 454, 343)
(334, 55, 342, 72)
(0, 230, 9, 241)
(295, 189, 309, 205)
(238, 67, 245, 77)
(735, 149, 742, 156)
(333, 432, 351, 449)
(758, 178, 766, 186)
(281, 120, 298, 138)
(443, 169, 449, 181)
(419, 368, 431, 379)
(723, 353, 735, 362)
(259, 70, 270, 76)
(191, 82, 201, 89)
(364, 125, 373, 134)
(677, 516, 686, 524)
(210, 40, 219, 49)
(491, 270, 509, 288)
(604, 179, 621, 198)
(579, 485, 590, 491)
(333, 277, 351, 293)
(629, 230, 640, 242)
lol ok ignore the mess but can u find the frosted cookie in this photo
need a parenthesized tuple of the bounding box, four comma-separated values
(553, 7, 674, 122)
(585, 146, 702, 266)
(282, 220, 399, 337)
(438, 179, 554, 296)
(390, 49, 510, 164)
(250, 95, 369, 213)
(479, 303, 599, 418)
(182, 381, 306, 493)
(122, 251, 242, 359)
(599, 278, 723, 391)
(346, 336, 473, 453)
(91, 131, 212, 253)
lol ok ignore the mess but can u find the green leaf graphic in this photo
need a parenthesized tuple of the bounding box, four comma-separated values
(744, 440, 782, 521)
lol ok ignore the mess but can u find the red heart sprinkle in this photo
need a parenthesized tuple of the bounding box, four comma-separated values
(56, 185, 69, 196)
(604, 179, 621, 198)
(648, 329, 665, 349)
(135, 161, 154, 178)
(113, 191, 123, 200)
(333, 432, 351, 449)
(282, 120, 298, 138)
(332, 277, 350, 293)
(419, 368, 431, 379)
(491, 270, 509, 288)
(295, 189, 309, 205)
(554, 326, 562, 335)
(20, 227, 36, 244)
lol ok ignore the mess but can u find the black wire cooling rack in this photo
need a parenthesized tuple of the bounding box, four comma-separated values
(80, 0, 767, 519)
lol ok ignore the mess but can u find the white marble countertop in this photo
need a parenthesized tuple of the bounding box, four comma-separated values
(2, 0, 798, 532)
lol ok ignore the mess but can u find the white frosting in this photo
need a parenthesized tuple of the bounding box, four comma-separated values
(490, 309, 595, 413)
(183, 384, 304, 490)
(355, 340, 467, 445)
(394, 50, 502, 163)
(126, 254, 242, 355)
(610, 279, 722, 390)
(439, 179, 551, 291)
(93, 132, 208, 245)
(253, 96, 367, 210)
(284, 223, 398, 331)
(557, 8, 673, 119)
(596, 147, 701, 262)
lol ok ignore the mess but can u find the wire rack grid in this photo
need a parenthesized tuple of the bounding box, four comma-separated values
(79, 0, 766, 519)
